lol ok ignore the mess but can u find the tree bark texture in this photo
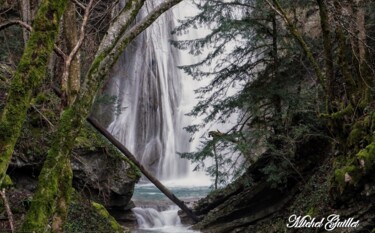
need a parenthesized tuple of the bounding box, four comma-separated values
(0, 0, 69, 187)
(62, 1, 80, 106)
(317, 0, 335, 111)
(19, 0, 31, 43)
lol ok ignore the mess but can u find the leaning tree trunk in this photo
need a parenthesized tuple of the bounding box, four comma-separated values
(0, 0, 69, 187)
(19, 0, 183, 231)
(62, 1, 81, 107)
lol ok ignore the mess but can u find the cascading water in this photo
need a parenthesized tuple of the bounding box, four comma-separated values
(132, 206, 181, 229)
(132, 206, 199, 233)
(104, 1, 209, 232)
(107, 0, 189, 181)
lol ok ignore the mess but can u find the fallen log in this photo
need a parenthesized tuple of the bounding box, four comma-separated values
(87, 117, 200, 222)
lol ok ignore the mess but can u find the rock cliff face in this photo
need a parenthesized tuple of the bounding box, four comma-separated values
(71, 148, 139, 210)
(8, 122, 140, 211)
(186, 133, 375, 233)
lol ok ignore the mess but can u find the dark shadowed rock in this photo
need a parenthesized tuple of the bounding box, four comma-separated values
(71, 148, 139, 209)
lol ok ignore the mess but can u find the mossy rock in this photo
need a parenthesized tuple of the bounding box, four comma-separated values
(0, 175, 12, 188)
(64, 192, 129, 233)
(333, 142, 375, 192)
(74, 122, 141, 177)
(348, 123, 366, 148)
(334, 164, 360, 193)
(357, 142, 375, 171)
(91, 202, 124, 233)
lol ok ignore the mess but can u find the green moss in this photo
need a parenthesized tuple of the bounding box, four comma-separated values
(331, 104, 353, 119)
(0, 0, 69, 187)
(64, 192, 128, 233)
(91, 202, 123, 233)
(348, 128, 364, 147)
(307, 207, 315, 216)
(31, 92, 48, 105)
(334, 164, 360, 192)
(370, 112, 375, 132)
(0, 175, 12, 188)
(357, 142, 375, 170)
(333, 128, 375, 194)
(75, 123, 141, 179)
(18, 147, 73, 232)
(348, 119, 369, 148)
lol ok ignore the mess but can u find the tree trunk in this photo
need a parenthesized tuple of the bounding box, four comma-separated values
(62, 1, 80, 106)
(271, 12, 282, 134)
(0, 0, 69, 187)
(335, 26, 355, 104)
(18, 147, 73, 232)
(354, 0, 372, 106)
(317, 0, 335, 112)
(268, 0, 326, 93)
(213, 142, 219, 190)
(19, 0, 31, 43)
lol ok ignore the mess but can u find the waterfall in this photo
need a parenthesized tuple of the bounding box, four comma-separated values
(106, 0, 189, 180)
(103, 2, 211, 232)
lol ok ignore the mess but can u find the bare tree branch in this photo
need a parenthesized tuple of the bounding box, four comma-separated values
(31, 105, 55, 129)
(54, 46, 67, 59)
(0, 19, 67, 59)
(61, 0, 94, 92)
(72, 0, 85, 9)
(0, 19, 32, 31)
(0, 189, 14, 233)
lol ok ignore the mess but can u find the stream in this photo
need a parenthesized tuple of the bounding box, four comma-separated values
(131, 179, 210, 233)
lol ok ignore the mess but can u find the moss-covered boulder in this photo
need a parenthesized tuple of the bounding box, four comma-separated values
(65, 192, 130, 233)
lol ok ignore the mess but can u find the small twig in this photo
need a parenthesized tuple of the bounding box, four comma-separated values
(54, 46, 67, 59)
(31, 104, 55, 129)
(0, 189, 14, 233)
(72, 0, 86, 10)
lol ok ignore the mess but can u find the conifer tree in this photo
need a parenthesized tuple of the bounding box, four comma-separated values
(175, 0, 375, 194)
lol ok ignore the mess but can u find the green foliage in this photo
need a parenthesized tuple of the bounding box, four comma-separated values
(260, 159, 289, 189)
(174, 0, 324, 187)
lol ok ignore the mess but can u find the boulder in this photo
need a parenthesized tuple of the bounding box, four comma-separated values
(71, 148, 139, 209)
